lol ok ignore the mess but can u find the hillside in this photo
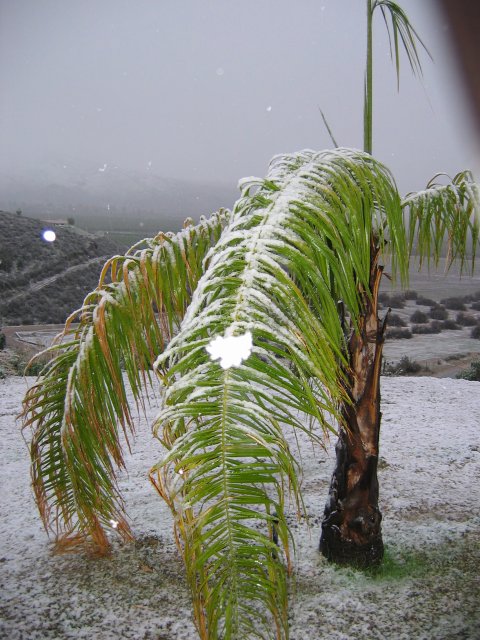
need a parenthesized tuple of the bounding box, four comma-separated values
(0, 211, 120, 325)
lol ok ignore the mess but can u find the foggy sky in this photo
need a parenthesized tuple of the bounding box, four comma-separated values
(1, 0, 478, 202)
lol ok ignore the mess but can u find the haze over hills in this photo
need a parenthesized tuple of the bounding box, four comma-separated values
(0, 163, 238, 234)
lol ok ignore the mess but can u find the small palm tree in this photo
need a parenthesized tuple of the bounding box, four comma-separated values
(22, 3, 479, 639)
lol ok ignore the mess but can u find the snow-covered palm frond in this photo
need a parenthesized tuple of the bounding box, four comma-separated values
(402, 170, 480, 271)
(150, 148, 405, 639)
(21, 211, 228, 550)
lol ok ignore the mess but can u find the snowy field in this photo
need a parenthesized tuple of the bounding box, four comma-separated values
(1, 375, 479, 640)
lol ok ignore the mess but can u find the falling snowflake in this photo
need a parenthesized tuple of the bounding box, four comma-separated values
(206, 331, 253, 369)
(42, 229, 56, 242)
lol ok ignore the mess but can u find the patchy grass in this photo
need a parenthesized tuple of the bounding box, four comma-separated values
(456, 359, 480, 381)
(340, 533, 480, 584)
(362, 546, 430, 580)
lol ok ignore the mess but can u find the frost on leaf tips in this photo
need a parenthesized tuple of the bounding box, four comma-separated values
(206, 331, 253, 369)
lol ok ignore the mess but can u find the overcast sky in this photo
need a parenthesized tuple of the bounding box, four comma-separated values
(1, 0, 478, 197)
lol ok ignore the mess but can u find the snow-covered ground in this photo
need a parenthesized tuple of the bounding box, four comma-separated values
(1, 376, 479, 639)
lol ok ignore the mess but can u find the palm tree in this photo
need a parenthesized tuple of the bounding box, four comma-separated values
(21, 3, 479, 639)
(320, 0, 430, 567)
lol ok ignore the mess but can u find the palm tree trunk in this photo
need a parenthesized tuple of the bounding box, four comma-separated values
(319, 246, 387, 567)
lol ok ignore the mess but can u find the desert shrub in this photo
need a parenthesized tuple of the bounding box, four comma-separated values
(388, 313, 406, 327)
(22, 359, 46, 376)
(409, 310, 428, 324)
(429, 306, 448, 320)
(383, 356, 422, 376)
(416, 296, 437, 306)
(403, 289, 418, 300)
(440, 297, 466, 311)
(471, 325, 480, 340)
(412, 321, 443, 334)
(442, 320, 460, 330)
(445, 353, 466, 361)
(386, 327, 412, 339)
(456, 313, 478, 327)
(0, 246, 14, 272)
(430, 320, 444, 333)
(0, 330, 5, 350)
(0, 351, 46, 377)
(379, 292, 406, 308)
(388, 294, 405, 309)
(398, 355, 422, 374)
(471, 301, 480, 311)
(456, 360, 480, 381)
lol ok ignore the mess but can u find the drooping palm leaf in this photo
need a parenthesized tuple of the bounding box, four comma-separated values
(21, 210, 229, 550)
(374, 0, 431, 85)
(402, 170, 480, 271)
(150, 148, 407, 639)
(364, 0, 430, 154)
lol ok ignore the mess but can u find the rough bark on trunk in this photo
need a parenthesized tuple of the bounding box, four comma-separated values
(319, 248, 387, 568)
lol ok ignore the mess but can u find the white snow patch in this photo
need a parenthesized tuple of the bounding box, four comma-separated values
(206, 330, 253, 369)
(2, 375, 479, 638)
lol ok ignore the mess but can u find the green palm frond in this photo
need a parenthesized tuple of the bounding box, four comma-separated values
(150, 148, 406, 639)
(402, 170, 480, 272)
(364, 0, 430, 154)
(373, 0, 431, 86)
(21, 211, 229, 550)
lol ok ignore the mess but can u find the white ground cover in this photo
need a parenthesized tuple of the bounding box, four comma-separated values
(1, 375, 479, 639)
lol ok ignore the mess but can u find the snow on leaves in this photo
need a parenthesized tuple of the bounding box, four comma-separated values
(206, 330, 253, 369)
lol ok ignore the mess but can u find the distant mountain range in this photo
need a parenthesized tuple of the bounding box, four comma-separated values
(0, 164, 238, 233)
(0, 162, 238, 326)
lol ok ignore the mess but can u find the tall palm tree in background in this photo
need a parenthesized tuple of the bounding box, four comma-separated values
(22, 2, 479, 638)
(320, 0, 431, 567)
